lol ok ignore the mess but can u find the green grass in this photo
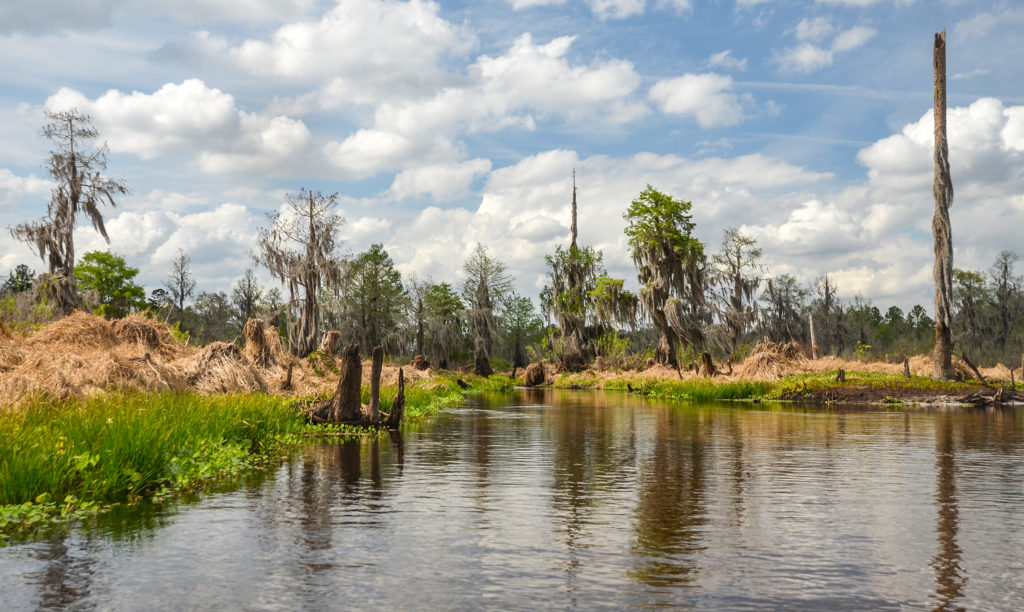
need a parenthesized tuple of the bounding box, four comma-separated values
(0, 392, 307, 543)
(764, 370, 977, 399)
(604, 377, 773, 401)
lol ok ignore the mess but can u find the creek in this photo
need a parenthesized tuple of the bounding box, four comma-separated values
(2, 389, 1022, 610)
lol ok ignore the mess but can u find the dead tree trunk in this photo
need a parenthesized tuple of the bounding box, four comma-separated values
(383, 369, 406, 429)
(960, 353, 988, 386)
(370, 345, 383, 423)
(700, 352, 715, 377)
(809, 314, 820, 360)
(932, 29, 956, 379)
(319, 330, 341, 357)
(306, 344, 405, 427)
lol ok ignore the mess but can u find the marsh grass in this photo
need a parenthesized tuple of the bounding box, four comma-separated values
(0, 393, 303, 542)
(604, 377, 773, 401)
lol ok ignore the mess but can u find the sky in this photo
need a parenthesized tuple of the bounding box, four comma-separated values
(1, 0, 1023, 313)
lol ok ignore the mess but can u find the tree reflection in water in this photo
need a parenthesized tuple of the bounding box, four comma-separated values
(931, 414, 965, 612)
(629, 408, 708, 593)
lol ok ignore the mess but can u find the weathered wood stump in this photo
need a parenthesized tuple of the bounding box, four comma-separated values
(699, 352, 715, 377)
(319, 330, 341, 357)
(243, 318, 273, 367)
(306, 343, 406, 428)
(411, 354, 430, 370)
(524, 362, 545, 387)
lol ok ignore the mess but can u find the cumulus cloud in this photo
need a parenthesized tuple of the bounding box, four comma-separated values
(708, 50, 748, 72)
(323, 33, 645, 178)
(793, 16, 834, 42)
(230, 0, 474, 106)
(380, 148, 830, 293)
(387, 159, 492, 202)
(0, 169, 51, 208)
(649, 73, 746, 127)
(743, 97, 1024, 306)
(775, 24, 876, 73)
(45, 80, 311, 175)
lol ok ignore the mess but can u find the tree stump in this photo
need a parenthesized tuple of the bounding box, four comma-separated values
(411, 354, 430, 370)
(699, 352, 715, 377)
(306, 344, 405, 428)
(243, 318, 273, 367)
(524, 362, 545, 387)
(319, 330, 341, 357)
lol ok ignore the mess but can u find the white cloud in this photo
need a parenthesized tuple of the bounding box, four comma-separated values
(508, 0, 646, 19)
(708, 49, 748, 71)
(655, 0, 692, 14)
(649, 73, 746, 127)
(230, 0, 474, 105)
(45, 80, 311, 175)
(775, 25, 876, 73)
(323, 33, 645, 177)
(794, 16, 834, 42)
(384, 148, 829, 294)
(0, 169, 51, 208)
(387, 159, 492, 202)
(743, 97, 1024, 306)
(831, 26, 876, 52)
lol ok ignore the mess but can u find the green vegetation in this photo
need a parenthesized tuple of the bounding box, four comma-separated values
(0, 393, 303, 543)
(0, 375, 507, 543)
(74, 250, 146, 318)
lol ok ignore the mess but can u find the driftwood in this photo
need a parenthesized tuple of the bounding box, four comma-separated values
(306, 343, 406, 428)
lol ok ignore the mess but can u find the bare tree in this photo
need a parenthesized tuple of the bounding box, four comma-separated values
(231, 268, 263, 327)
(255, 189, 345, 357)
(711, 228, 763, 359)
(10, 109, 127, 314)
(932, 29, 955, 379)
(164, 248, 196, 314)
(462, 243, 513, 376)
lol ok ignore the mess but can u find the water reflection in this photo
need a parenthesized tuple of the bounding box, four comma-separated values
(1, 393, 1022, 611)
(931, 414, 966, 611)
(630, 409, 707, 591)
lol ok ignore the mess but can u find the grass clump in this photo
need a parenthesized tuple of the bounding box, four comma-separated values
(0, 392, 304, 543)
(764, 369, 976, 399)
(604, 377, 772, 401)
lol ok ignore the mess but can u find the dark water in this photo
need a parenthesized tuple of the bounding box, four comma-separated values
(2, 390, 1023, 610)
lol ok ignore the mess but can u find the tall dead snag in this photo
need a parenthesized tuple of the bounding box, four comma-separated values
(370, 345, 383, 423)
(932, 30, 956, 379)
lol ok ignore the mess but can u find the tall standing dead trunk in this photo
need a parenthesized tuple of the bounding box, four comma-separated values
(370, 345, 383, 423)
(932, 30, 956, 379)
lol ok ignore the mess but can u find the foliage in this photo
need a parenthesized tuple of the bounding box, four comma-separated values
(186, 290, 236, 345)
(0, 393, 304, 543)
(710, 228, 762, 358)
(542, 243, 604, 369)
(9, 110, 127, 315)
(330, 243, 407, 352)
(1, 264, 35, 295)
(623, 185, 708, 367)
(230, 269, 263, 329)
(500, 293, 544, 369)
(255, 189, 345, 357)
(73, 250, 146, 319)
(423, 281, 466, 369)
(462, 243, 513, 376)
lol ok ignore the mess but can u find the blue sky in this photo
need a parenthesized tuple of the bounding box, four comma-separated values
(1, 0, 1023, 312)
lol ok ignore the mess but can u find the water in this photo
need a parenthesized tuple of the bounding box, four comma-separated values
(2, 390, 1023, 610)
